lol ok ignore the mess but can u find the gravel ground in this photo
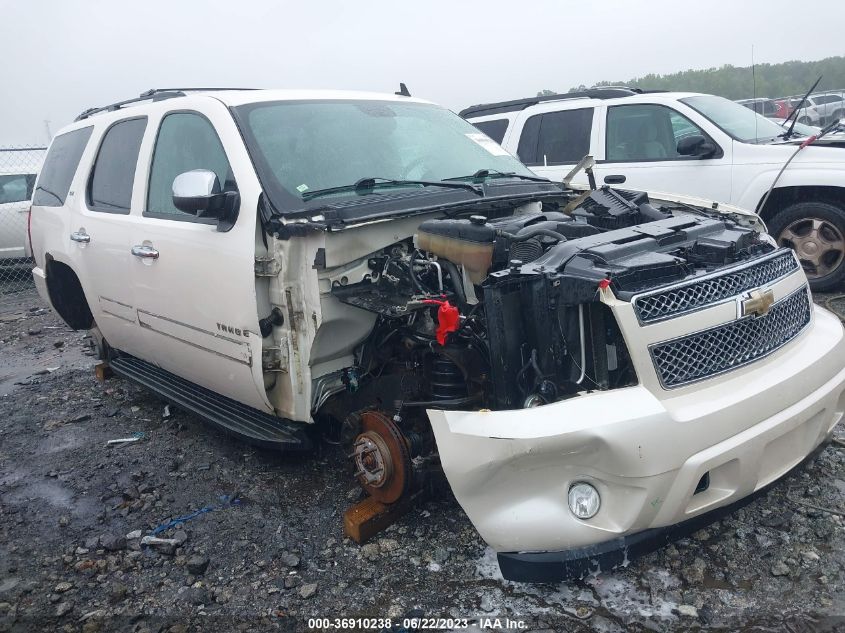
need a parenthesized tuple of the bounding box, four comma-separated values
(1, 288, 845, 633)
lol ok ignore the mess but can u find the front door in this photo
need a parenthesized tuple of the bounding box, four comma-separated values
(130, 103, 271, 412)
(592, 103, 733, 203)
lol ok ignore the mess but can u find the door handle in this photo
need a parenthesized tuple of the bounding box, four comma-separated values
(70, 231, 90, 243)
(604, 174, 626, 184)
(131, 245, 159, 259)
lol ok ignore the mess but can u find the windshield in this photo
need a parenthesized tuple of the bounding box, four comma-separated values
(681, 95, 787, 143)
(233, 100, 535, 212)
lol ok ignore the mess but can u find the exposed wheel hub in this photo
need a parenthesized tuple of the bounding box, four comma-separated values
(779, 217, 845, 279)
(352, 432, 392, 487)
(350, 411, 411, 504)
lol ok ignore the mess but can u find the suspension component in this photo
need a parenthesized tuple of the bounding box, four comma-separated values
(429, 355, 467, 401)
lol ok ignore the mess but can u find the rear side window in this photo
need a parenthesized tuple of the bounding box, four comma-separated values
(0, 174, 36, 204)
(146, 112, 234, 218)
(471, 119, 508, 144)
(87, 117, 147, 213)
(33, 126, 93, 207)
(516, 109, 593, 166)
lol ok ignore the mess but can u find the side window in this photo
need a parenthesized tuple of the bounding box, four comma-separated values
(471, 119, 508, 144)
(516, 109, 593, 166)
(32, 127, 93, 207)
(606, 104, 710, 161)
(146, 113, 234, 218)
(0, 174, 35, 204)
(87, 118, 147, 213)
(516, 115, 541, 164)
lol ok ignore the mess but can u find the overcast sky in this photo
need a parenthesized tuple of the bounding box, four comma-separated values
(2, 0, 845, 145)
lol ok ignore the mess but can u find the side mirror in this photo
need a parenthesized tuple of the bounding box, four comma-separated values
(172, 169, 239, 231)
(677, 135, 717, 159)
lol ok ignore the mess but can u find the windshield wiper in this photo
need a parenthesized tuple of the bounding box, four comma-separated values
(443, 169, 550, 183)
(301, 177, 483, 201)
(780, 75, 822, 140)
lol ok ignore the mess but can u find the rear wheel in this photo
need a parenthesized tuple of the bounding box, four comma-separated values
(769, 201, 845, 291)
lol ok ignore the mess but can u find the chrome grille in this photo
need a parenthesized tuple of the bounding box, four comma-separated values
(650, 286, 811, 389)
(634, 251, 799, 323)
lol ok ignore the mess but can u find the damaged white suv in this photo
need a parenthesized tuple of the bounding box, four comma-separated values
(29, 88, 845, 582)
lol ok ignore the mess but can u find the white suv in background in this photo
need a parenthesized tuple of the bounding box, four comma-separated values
(806, 93, 845, 126)
(29, 88, 845, 583)
(463, 89, 845, 290)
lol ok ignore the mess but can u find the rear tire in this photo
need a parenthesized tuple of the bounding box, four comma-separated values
(768, 201, 845, 292)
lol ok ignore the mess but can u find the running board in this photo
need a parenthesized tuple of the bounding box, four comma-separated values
(109, 354, 312, 452)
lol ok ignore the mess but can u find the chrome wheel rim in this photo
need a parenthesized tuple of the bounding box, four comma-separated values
(778, 217, 845, 279)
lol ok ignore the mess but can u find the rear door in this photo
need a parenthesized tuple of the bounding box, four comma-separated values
(71, 117, 148, 353)
(510, 105, 597, 186)
(592, 103, 733, 202)
(129, 102, 272, 412)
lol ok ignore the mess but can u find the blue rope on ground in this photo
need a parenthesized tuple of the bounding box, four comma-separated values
(150, 493, 241, 535)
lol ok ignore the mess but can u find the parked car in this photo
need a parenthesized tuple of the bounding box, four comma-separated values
(29, 88, 845, 582)
(807, 93, 845, 126)
(0, 151, 42, 261)
(736, 98, 779, 118)
(772, 99, 791, 119)
(463, 89, 845, 290)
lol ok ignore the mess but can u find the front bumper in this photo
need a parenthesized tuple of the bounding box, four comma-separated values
(428, 305, 845, 581)
(497, 442, 827, 583)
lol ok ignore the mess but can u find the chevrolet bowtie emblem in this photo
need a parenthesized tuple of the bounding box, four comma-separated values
(742, 288, 775, 317)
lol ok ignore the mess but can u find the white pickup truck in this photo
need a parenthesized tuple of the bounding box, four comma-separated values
(462, 89, 845, 290)
(29, 88, 845, 582)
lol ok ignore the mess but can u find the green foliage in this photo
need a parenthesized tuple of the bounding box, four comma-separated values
(542, 56, 845, 100)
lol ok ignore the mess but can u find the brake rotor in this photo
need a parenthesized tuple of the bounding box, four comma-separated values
(350, 411, 412, 504)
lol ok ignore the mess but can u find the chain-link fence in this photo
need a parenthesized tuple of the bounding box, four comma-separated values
(1, 147, 46, 295)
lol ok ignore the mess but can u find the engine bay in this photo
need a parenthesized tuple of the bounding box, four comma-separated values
(330, 187, 773, 411)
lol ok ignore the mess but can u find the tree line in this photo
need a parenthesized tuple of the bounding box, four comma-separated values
(537, 56, 845, 100)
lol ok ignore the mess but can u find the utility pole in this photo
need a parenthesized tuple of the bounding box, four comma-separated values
(43, 120, 52, 144)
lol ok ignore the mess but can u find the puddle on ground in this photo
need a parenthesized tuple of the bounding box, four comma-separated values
(35, 426, 86, 454)
(2, 479, 100, 518)
(0, 362, 39, 396)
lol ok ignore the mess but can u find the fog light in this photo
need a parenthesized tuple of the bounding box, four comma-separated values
(568, 482, 600, 519)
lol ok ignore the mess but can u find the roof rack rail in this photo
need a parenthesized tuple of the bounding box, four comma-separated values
(459, 88, 640, 119)
(75, 88, 258, 122)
